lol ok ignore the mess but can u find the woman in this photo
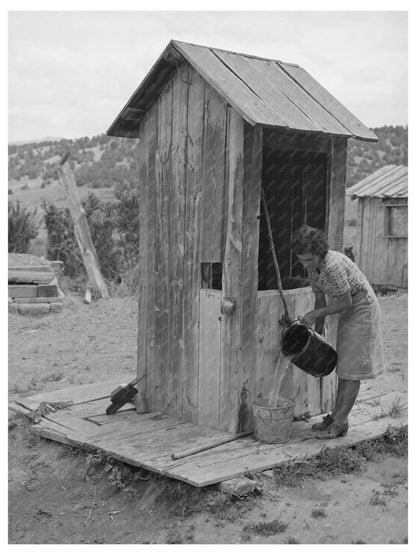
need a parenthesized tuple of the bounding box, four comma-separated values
(291, 225, 385, 439)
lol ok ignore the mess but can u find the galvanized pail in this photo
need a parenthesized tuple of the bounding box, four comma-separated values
(252, 398, 295, 444)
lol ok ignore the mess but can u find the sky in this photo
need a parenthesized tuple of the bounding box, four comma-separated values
(7, 9, 408, 143)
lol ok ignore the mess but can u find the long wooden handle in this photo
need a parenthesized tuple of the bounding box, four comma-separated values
(130, 371, 146, 388)
(171, 431, 252, 460)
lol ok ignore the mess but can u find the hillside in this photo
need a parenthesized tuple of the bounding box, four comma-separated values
(8, 125, 408, 195)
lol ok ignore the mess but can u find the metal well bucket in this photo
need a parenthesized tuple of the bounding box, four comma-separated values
(252, 398, 295, 444)
(281, 322, 337, 378)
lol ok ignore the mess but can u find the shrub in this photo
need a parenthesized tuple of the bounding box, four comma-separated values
(42, 201, 84, 277)
(42, 191, 140, 290)
(8, 200, 39, 253)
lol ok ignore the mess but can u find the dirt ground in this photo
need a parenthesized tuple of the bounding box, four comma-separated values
(8, 287, 408, 544)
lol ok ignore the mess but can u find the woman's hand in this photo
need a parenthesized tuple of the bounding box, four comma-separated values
(300, 310, 318, 327)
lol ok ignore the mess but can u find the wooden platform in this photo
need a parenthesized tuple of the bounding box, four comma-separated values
(9, 379, 407, 488)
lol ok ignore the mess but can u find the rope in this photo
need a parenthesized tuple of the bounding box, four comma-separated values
(260, 186, 291, 324)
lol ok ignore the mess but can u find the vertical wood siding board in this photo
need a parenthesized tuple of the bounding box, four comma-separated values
(218, 108, 230, 424)
(399, 238, 406, 289)
(154, 82, 173, 412)
(360, 200, 371, 278)
(168, 64, 188, 418)
(154, 95, 163, 411)
(286, 293, 307, 416)
(199, 84, 227, 263)
(320, 312, 338, 413)
(145, 104, 158, 410)
(183, 68, 205, 423)
(136, 115, 149, 386)
(356, 198, 364, 268)
(213, 92, 228, 262)
(220, 108, 244, 433)
(369, 199, 378, 284)
(239, 123, 262, 430)
(198, 290, 221, 428)
(393, 239, 402, 288)
(304, 279, 321, 414)
(290, 292, 306, 415)
(389, 239, 401, 288)
(373, 201, 386, 286)
(402, 240, 408, 288)
(327, 138, 347, 251)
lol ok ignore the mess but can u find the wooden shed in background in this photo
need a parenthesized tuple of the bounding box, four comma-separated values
(347, 165, 408, 289)
(107, 40, 377, 434)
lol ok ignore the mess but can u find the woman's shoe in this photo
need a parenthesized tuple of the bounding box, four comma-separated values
(311, 414, 334, 431)
(316, 421, 348, 439)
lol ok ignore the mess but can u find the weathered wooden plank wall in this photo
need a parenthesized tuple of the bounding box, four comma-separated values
(357, 197, 407, 288)
(256, 289, 337, 417)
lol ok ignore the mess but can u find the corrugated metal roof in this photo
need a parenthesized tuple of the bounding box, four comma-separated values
(107, 40, 378, 142)
(347, 165, 408, 198)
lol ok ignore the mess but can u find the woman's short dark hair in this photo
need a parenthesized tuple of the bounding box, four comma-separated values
(291, 225, 329, 258)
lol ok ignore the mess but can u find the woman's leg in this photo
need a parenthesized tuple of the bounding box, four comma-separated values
(332, 378, 361, 424)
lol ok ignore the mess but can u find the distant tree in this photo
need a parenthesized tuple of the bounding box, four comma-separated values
(8, 200, 39, 253)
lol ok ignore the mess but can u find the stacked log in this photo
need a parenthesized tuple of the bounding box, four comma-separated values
(8, 263, 64, 315)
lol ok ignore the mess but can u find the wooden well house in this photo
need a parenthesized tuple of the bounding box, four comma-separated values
(107, 40, 377, 434)
(347, 165, 408, 289)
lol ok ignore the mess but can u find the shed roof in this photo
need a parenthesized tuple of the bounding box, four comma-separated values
(107, 40, 378, 142)
(347, 165, 408, 199)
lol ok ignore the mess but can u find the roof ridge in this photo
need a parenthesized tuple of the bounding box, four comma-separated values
(172, 39, 300, 68)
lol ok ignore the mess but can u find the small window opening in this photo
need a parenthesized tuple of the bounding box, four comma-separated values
(384, 205, 408, 238)
(201, 263, 222, 290)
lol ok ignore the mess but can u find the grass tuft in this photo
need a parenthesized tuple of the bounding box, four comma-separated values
(311, 507, 327, 518)
(244, 517, 288, 536)
(273, 425, 407, 486)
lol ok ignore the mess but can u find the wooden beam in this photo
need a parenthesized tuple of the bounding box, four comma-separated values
(57, 155, 109, 299)
(326, 137, 347, 251)
(239, 122, 262, 432)
(263, 130, 330, 154)
(120, 107, 146, 121)
(220, 108, 245, 433)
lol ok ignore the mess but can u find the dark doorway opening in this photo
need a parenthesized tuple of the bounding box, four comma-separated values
(258, 146, 328, 291)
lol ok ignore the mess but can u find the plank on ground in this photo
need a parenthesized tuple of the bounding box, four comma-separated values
(8, 265, 52, 272)
(14, 294, 63, 304)
(8, 285, 38, 298)
(165, 415, 406, 487)
(8, 271, 55, 284)
(81, 412, 186, 442)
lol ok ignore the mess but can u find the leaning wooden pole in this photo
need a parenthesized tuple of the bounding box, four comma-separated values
(57, 153, 109, 300)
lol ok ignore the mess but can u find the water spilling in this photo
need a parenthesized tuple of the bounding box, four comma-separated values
(268, 349, 292, 407)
